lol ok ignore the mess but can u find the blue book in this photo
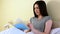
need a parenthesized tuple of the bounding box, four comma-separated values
(14, 23, 29, 31)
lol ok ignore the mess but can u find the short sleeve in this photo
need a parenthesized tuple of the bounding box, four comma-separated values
(30, 17, 35, 23)
(45, 16, 52, 22)
(47, 16, 52, 20)
(30, 17, 33, 23)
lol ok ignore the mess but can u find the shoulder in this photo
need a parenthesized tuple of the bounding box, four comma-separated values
(30, 17, 36, 22)
(44, 16, 52, 27)
(43, 16, 52, 23)
(30, 17, 36, 20)
(44, 16, 52, 20)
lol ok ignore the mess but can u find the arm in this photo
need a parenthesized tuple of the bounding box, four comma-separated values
(24, 22, 31, 33)
(29, 20, 52, 34)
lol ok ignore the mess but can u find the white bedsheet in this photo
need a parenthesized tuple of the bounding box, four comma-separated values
(50, 28, 60, 34)
(0, 27, 26, 34)
(1, 27, 60, 34)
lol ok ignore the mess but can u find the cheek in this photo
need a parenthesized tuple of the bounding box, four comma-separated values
(35, 9, 40, 14)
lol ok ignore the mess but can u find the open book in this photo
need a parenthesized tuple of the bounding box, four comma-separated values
(13, 18, 29, 31)
(14, 23, 29, 31)
(0, 19, 34, 34)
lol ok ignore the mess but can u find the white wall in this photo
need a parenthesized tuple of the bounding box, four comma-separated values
(46, 0, 60, 28)
(0, 0, 38, 26)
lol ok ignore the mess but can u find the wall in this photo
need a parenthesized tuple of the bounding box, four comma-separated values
(0, 0, 37, 31)
(46, 0, 60, 28)
(0, 0, 38, 26)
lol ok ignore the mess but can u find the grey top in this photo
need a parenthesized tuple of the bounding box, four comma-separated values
(30, 16, 51, 32)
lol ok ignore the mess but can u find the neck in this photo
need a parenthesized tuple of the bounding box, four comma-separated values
(37, 15, 43, 20)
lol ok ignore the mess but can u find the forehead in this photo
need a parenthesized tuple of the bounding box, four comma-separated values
(34, 4, 39, 7)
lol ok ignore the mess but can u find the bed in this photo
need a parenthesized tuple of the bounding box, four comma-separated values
(0, 27, 26, 34)
(0, 26, 60, 34)
(0, 27, 34, 34)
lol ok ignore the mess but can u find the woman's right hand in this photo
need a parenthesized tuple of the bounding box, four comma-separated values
(27, 22, 35, 31)
(27, 23, 31, 29)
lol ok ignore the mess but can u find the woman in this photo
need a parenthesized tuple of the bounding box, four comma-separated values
(28, 1, 53, 34)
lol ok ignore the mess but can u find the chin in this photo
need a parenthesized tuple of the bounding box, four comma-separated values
(36, 13, 40, 15)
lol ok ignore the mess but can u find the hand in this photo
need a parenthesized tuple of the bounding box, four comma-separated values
(27, 23, 34, 30)
(24, 29, 31, 33)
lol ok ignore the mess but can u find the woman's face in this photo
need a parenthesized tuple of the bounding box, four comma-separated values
(34, 4, 40, 16)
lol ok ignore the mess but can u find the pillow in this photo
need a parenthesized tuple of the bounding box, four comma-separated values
(51, 28, 60, 34)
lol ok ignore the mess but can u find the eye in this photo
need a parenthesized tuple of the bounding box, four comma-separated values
(36, 7, 39, 9)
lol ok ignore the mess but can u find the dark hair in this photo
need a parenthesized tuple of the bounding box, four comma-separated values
(33, 1, 48, 18)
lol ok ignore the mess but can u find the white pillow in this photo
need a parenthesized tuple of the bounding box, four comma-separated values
(50, 28, 60, 34)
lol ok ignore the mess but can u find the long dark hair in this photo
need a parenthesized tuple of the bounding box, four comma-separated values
(33, 1, 48, 18)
